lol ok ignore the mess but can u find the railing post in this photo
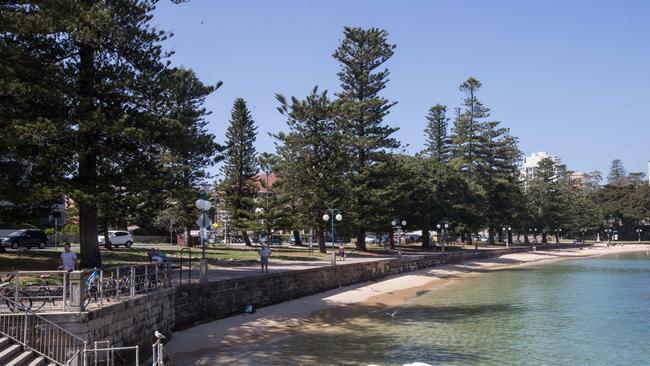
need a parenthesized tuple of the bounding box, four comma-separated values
(14, 271, 20, 305)
(68, 271, 84, 312)
(162, 263, 171, 288)
(22, 307, 28, 347)
(130, 266, 135, 297)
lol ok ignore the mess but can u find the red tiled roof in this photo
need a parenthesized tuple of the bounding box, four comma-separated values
(255, 173, 278, 193)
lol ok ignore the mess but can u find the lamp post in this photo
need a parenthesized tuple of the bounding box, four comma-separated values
(195, 198, 212, 283)
(580, 229, 586, 244)
(554, 228, 562, 244)
(436, 222, 449, 253)
(392, 218, 407, 257)
(636, 229, 643, 242)
(502, 226, 512, 248)
(322, 208, 342, 257)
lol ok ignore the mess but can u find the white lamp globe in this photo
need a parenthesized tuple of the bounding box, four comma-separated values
(445, 223, 449, 229)
(335, 213, 343, 221)
(436, 224, 441, 229)
(322, 214, 330, 222)
(203, 201, 212, 210)
(392, 221, 398, 227)
(401, 220, 406, 226)
(195, 199, 205, 210)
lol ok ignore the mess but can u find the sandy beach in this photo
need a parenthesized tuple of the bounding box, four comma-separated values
(166, 244, 649, 365)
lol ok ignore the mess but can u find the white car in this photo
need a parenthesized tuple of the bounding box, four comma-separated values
(365, 235, 377, 244)
(98, 230, 134, 248)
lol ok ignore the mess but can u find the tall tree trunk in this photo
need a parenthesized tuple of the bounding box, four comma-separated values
(469, 232, 476, 251)
(507, 231, 513, 245)
(184, 226, 191, 247)
(292, 230, 302, 245)
(555, 233, 559, 244)
(103, 219, 112, 250)
(316, 227, 326, 253)
(355, 231, 367, 251)
(421, 228, 430, 249)
(243, 231, 252, 246)
(488, 229, 495, 245)
(77, 39, 101, 269)
(523, 232, 530, 244)
(542, 233, 548, 243)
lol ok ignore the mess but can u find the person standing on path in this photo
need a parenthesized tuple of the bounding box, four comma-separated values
(259, 243, 271, 273)
(59, 242, 77, 271)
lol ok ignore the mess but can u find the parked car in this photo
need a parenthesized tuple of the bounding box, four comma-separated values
(0, 229, 48, 249)
(261, 235, 283, 245)
(365, 235, 377, 244)
(98, 230, 134, 248)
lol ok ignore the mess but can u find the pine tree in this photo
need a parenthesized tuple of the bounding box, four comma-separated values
(607, 159, 626, 185)
(274, 87, 347, 253)
(1, 1, 219, 267)
(333, 27, 400, 251)
(450, 77, 491, 247)
(221, 98, 258, 246)
(423, 104, 451, 162)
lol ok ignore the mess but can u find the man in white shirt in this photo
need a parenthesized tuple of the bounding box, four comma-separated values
(60, 242, 77, 271)
(259, 243, 271, 273)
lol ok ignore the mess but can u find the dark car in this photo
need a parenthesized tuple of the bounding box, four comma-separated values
(260, 235, 283, 245)
(0, 229, 49, 249)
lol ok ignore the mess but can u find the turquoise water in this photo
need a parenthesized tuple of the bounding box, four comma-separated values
(272, 252, 650, 365)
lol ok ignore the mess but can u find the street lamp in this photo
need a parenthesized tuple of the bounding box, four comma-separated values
(436, 222, 449, 253)
(636, 228, 643, 242)
(323, 208, 342, 255)
(195, 198, 212, 283)
(580, 229, 586, 244)
(392, 218, 407, 257)
(502, 226, 512, 248)
(528, 228, 538, 244)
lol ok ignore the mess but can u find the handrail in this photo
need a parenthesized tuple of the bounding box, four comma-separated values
(0, 294, 86, 365)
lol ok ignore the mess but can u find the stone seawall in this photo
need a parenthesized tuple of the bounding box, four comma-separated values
(173, 244, 585, 330)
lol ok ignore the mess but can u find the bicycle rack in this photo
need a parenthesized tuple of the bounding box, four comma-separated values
(180, 248, 192, 285)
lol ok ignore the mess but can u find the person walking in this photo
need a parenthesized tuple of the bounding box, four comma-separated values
(338, 243, 346, 261)
(59, 242, 77, 271)
(259, 243, 271, 273)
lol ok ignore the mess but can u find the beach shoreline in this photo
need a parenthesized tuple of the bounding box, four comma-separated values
(166, 244, 648, 364)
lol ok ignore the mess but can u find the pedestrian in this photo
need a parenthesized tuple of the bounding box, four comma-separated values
(259, 243, 271, 273)
(59, 242, 77, 271)
(338, 243, 345, 261)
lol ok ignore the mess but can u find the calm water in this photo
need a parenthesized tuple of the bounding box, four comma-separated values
(272, 252, 650, 365)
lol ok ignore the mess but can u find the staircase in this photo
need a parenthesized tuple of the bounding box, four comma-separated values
(0, 336, 56, 366)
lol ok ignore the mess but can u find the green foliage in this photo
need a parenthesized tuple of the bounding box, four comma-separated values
(220, 98, 258, 245)
(424, 104, 452, 162)
(273, 87, 346, 252)
(333, 27, 400, 250)
(60, 223, 80, 235)
(0, 1, 220, 267)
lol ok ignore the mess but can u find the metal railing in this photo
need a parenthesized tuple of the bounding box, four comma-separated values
(0, 271, 69, 313)
(83, 342, 139, 366)
(0, 263, 169, 313)
(82, 263, 167, 309)
(0, 295, 86, 365)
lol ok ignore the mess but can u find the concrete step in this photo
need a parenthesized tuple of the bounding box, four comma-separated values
(26, 356, 47, 366)
(6, 349, 36, 366)
(0, 343, 22, 363)
(0, 336, 11, 351)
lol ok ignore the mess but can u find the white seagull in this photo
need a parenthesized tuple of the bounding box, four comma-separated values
(386, 310, 399, 318)
(154, 330, 166, 340)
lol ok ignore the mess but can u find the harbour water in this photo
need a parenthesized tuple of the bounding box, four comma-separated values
(271, 252, 650, 365)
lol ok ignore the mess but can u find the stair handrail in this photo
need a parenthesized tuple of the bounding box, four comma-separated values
(0, 294, 86, 365)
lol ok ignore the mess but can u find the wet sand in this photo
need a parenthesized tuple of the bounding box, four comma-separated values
(166, 244, 649, 365)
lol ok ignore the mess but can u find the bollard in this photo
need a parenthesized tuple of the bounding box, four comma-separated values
(162, 263, 171, 288)
(69, 271, 85, 312)
(331, 252, 336, 266)
(532, 246, 536, 252)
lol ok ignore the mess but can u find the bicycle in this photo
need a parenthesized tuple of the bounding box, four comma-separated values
(0, 274, 33, 312)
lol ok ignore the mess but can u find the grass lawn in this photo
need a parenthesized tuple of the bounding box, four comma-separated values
(0, 243, 386, 272)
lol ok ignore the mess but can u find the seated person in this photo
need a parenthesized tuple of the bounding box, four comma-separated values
(150, 248, 166, 263)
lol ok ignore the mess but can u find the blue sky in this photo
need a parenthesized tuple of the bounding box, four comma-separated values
(154, 0, 650, 178)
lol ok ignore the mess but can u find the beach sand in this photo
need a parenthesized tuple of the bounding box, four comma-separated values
(166, 244, 648, 365)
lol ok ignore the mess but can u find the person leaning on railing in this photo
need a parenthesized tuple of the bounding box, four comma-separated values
(59, 242, 77, 271)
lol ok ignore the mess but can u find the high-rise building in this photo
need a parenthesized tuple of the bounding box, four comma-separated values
(520, 151, 566, 187)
